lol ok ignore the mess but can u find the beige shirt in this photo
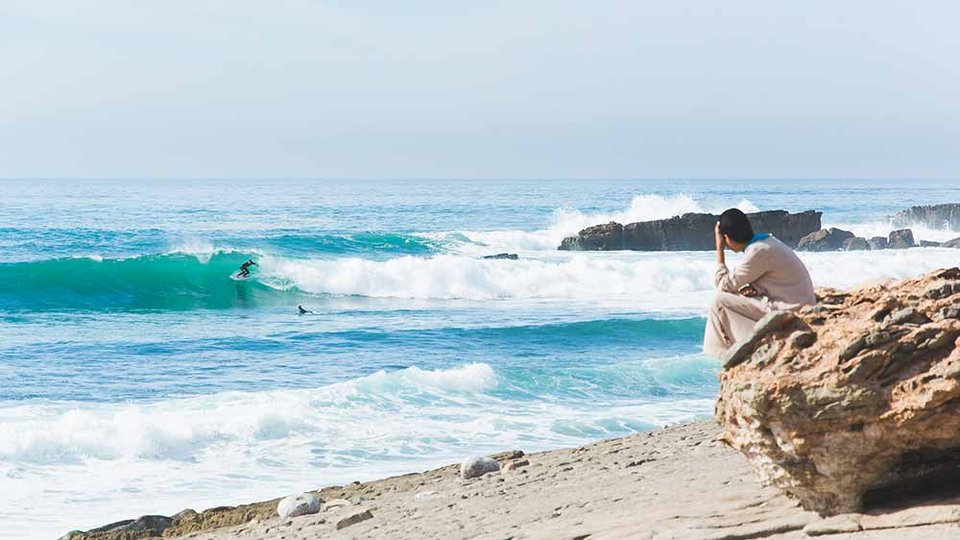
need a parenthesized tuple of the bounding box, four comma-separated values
(715, 235, 816, 308)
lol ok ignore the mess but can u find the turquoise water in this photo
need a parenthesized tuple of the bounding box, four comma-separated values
(2, 179, 960, 538)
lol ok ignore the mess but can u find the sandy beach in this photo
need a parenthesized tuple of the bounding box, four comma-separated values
(70, 420, 960, 540)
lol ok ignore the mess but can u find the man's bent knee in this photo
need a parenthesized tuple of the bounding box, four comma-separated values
(710, 291, 739, 312)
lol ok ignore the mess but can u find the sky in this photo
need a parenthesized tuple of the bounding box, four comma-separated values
(0, 1, 957, 180)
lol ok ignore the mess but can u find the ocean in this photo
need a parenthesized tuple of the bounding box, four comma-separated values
(2, 178, 959, 539)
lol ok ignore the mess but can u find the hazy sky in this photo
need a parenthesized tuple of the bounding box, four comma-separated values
(1, 1, 957, 179)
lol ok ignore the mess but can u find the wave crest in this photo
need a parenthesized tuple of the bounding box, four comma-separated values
(458, 194, 760, 252)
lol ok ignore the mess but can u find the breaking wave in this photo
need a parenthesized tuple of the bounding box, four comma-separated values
(454, 194, 760, 252)
(3, 247, 958, 311)
(0, 358, 714, 536)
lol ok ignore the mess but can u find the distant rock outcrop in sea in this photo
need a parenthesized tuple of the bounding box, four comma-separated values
(797, 227, 925, 251)
(716, 268, 960, 516)
(559, 203, 960, 252)
(559, 210, 822, 251)
(892, 203, 960, 230)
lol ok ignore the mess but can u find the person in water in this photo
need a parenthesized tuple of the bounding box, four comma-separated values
(298, 305, 311, 315)
(237, 259, 258, 278)
(703, 208, 816, 358)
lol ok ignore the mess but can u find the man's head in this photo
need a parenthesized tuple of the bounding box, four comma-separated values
(718, 208, 754, 252)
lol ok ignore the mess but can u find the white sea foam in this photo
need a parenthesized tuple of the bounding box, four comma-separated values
(166, 237, 219, 262)
(452, 194, 760, 252)
(255, 248, 960, 309)
(164, 238, 257, 263)
(828, 220, 960, 243)
(0, 362, 708, 540)
(0, 364, 499, 465)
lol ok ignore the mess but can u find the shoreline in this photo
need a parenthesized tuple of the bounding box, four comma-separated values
(67, 420, 960, 540)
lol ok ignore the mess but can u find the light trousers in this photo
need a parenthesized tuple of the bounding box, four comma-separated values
(703, 291, 769, 358)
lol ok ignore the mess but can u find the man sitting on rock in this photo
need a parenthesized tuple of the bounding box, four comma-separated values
(704, 209, 816, 358)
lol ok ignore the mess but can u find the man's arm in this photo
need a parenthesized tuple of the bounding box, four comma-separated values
(715, 222, 726, 266)
(714, 223, 768, 293)
(715, 247, 768, 293)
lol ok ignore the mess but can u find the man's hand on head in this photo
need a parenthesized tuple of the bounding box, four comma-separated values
(715, 222, 726, 265)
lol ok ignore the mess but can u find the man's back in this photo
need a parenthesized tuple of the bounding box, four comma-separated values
(748, 236, 815, 307)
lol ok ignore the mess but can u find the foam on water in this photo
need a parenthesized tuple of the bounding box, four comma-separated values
(3, 245, 957, 313)
(0, 364, 499, 464)
(0, 361, 712, 539)
(828, 220, 960, 243)
(451, 195, 760, 253)
(261, 253, 712, 304)
(167, 237, 220, 263)
(259, 248, 960, 307)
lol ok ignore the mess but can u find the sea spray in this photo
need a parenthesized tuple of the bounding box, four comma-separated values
(454, 194, 761, 252)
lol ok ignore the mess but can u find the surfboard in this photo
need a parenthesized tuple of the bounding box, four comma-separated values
(229, 273, 249, 281)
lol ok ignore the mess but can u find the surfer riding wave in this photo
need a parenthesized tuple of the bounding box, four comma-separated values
(236, 259, 258, 278)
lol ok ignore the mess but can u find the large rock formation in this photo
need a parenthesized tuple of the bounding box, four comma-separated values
(559, 210, 821, 251)
(892, 203, 960, 230)
(716, 268, 960, 516)
(559, 222, 623, 251)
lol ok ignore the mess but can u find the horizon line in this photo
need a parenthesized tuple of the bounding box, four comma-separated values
(0, 177, 955, 182)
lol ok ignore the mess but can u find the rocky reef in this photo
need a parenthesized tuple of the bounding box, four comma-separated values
(716, 268, 960, 516)
(560, 203, 960, 252)
(797, 227, 926, 251)
(893, 203, 960, 230)
(559, 210, 821, 251)
(797, 228, 855, 252)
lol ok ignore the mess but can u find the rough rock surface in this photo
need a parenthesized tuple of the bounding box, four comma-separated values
(801, 229, 927, 252)
(277, 493, 321, 518)
(559, 221, 623, 250)
(58, 515, 172, 540)
(892, 203, 960, 230)
(716, 267, 960, 516)
(843, 237, 870, 251)
(460, 456, 501, 479)
(559, 210, 821, 251)
(798, 228, 856, 252)
(887, 229, 915, 249)
(867, 237, 889, 250)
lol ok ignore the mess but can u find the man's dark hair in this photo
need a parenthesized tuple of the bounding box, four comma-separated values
(718, 208, 754, 244)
